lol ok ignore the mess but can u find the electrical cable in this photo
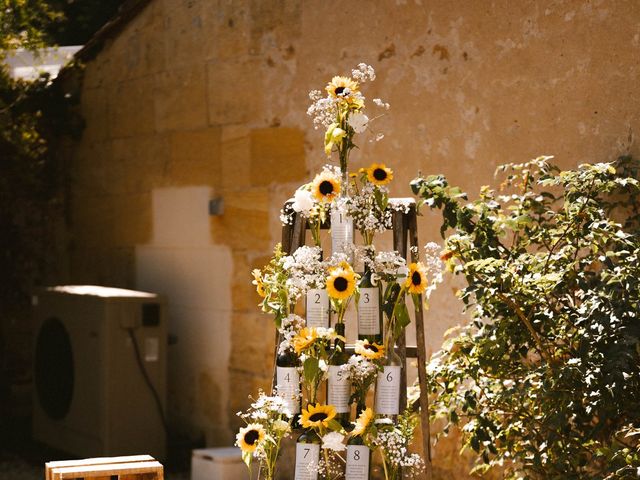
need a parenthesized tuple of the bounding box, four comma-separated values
(126, 328, 170, 436)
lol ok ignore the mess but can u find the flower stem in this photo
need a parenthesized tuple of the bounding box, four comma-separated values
(382, 456, 390, 480)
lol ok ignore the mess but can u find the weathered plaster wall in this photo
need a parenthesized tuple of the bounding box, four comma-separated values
(63, 0, 640, 474)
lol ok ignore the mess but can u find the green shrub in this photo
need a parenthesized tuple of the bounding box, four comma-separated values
(412, 156, 640, 479)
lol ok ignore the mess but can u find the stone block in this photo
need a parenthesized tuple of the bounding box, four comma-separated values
(161, 0, 208, 68)
(80, 87, 110, 142)
(96, 0, 164, 78)
(229, 312, 274, 376)
(206, 58, 262, 125)
(71, 141, 114, 198)
(109, 134, 172, 194)
(71, 195, 117, 248)
(210, 188, 271, 251)
(245, 0, 302, 55)
(201, 0, 251, 61)
(71, 192, 151, 248)
(154, 64, 208, 132)
(221, 125, 251, 189)
(249, 128, 306, 186)
(110, 193, 153, 247)
(108, 77, 156, 138)
(69, 247, 135, 287)
(231, 252, 254, 312)
(167, 127, 223, 187)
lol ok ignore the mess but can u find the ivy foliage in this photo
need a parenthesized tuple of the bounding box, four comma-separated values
(0, 0, 62, 53)
(0, 1, 86, 307)
(412, 156, 640, 479)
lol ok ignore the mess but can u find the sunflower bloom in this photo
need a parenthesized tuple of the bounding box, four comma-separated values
(354, 339, 385, 360)
(300, 403, 337, 429)
(405, 262, 428, 294)
(251, 269, 266, 297)
(236, 423, 265, 453)
(366, 163, 394, 186)
(312, 170, 341, 203)
(325, 76, 359, 98)
(351, 407, 374, 436)
(293, 327, 318, 354)
(326, 263, 356, 300)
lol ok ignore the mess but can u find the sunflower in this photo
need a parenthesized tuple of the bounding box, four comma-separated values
(293, 327, 318, 354)
(351, 407, 374, 436)
(311, 171, 341, 203)
(326, 263, 356, 300)
(325, 76, 359, 98)
(251, 269, 266, 297)
(405, 262, 428, 294)
(300, 403, 337, 429)
(236, 423, 265, 453)
(354, 339, 385, 360)
(366, 163, 394, 186)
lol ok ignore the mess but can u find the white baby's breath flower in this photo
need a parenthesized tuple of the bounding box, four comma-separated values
(351, 63, 376, 82)
(322, 431, 346, 451)
(373, 98, 390, 109)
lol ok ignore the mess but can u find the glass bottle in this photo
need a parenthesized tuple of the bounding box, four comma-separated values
(330, 199, 354, 259)
(327, 322, 351, 429)
(374, 333, 402, 418)
(331, 166, 353, 261)
(345, 434, 371, 480)
(276, 341, 301, 426)
(357, 263, 383, 344)
(295, 428, 321, 480)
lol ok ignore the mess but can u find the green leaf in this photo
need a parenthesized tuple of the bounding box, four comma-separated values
(303, 357, 320, 385)
(327, 419, 343, 432)
(393, 302, 410, 339)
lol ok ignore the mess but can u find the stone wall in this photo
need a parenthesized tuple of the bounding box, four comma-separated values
(61, 0, 640, 475)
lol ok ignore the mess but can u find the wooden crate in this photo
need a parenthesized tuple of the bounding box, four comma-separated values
(45, 455, 163, 480)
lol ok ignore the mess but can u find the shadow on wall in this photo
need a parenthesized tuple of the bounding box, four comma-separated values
(135, 186, 233, 445)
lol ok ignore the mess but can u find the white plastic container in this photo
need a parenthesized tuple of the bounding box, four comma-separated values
(191, 447, 251, 480)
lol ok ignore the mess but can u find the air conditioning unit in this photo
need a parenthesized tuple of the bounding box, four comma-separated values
(32, 286, 167, 460)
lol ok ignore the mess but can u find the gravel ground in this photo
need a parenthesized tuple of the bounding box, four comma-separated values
(0, 453, 42, 480)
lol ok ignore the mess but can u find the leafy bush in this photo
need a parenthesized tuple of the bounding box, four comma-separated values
(412, 156, 640, 479)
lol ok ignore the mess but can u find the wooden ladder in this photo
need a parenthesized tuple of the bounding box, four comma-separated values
(45, 455, 164, 480)
(278, 198, 433, 479)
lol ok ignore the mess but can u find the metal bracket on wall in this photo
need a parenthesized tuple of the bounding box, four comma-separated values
(208, 197, 224, 216)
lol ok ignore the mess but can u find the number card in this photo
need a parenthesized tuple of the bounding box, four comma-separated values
(306, 288, 329, 328)
(330, 208, 353, 256)
(295, 442, 320, 480)
(328, 365, 351, 412)
(357, 287, 380, 335)
(276, 367, 300, 414)
(345, 445, 370, 480)
(375, 365, 401, 415)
